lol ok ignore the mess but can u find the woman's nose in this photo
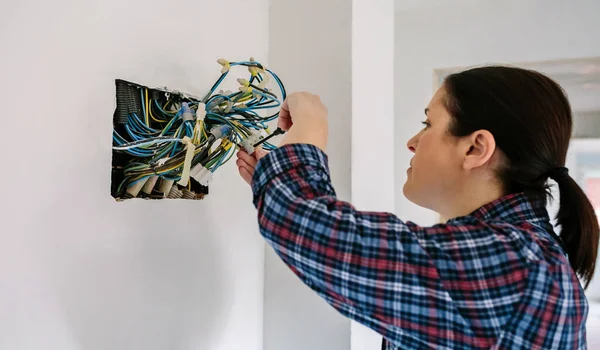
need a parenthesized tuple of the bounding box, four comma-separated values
(407, 135, 417, 153)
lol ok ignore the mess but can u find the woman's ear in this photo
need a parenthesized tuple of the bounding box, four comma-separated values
(462, 130, 496, 170)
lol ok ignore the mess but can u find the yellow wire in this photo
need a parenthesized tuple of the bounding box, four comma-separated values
(145, 89, 149, 126)
(199, 121, 205, 144)
(237, 94, 253, 103)
(149, 101, 163, 123)
(158, 147, 206, 174)
(193, 121, 202, 144)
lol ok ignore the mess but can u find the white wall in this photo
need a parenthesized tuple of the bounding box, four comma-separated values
(265, 0, 352, 349)
(574, 111, 600, 138)
(0, 1, 268, 349)
(351, 1, 395, 349)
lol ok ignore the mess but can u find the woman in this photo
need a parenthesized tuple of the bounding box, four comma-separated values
(236, 66, 598, 349)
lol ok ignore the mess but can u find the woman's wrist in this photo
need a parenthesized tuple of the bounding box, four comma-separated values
(279, 120, 328, 152)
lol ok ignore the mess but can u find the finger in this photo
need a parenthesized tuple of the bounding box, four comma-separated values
(238, 166, 254, 185)
(254, 147, 268, 160)
(237, 150, 258, 167)
(236, 158, 252, 170)
(278, 99, 293, 131)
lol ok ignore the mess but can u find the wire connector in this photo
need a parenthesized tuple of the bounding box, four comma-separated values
(196, 103, 206, 122)
(240, 130, 262, 154)
(258, 71, 270, 90)
(210, 124, 232, 139)
(217, 58, 231, 73)
(224, 101, 234, 113)
(237, 78, 250, 87)
(248, 57, 259, 77)
(190, 164, 214, 186)
(181, 102, 195, 122)
(221, 138, 233, 150)
(239, 86, 252, 93)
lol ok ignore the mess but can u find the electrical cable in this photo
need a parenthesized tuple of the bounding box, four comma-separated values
(111, 61, 285, 200)
(112, 58, 286, 200)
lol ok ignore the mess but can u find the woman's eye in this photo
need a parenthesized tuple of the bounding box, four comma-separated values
(421, 121, 430, 128)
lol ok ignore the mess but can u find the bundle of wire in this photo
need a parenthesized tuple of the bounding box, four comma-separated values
(111, 58, 286, 200)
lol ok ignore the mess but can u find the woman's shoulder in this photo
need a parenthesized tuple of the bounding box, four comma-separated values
(411, 216, 568, 268)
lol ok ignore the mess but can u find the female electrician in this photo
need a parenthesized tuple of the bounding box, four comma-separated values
(236, 66, 599, 349)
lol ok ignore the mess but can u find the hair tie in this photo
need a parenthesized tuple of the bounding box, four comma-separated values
(546, 167, 569, 181)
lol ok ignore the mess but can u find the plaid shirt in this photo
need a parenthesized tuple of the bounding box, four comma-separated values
(252, 143, 588, 349)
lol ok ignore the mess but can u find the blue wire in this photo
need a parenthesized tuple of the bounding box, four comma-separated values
(154, 100, 176, 116)
(267, 69, 286, 100)
(207, 94, 232, 105)
(170, 127, 185, 157)
(186, 122, 194, 137)
(128, 117, 147, 135)
(212, 150, 229, 171)
(206, 113, 236, 129)
(248, 103, 281, 110)
(125, 125, 146, 141)
(210, 74, 227, 93)
(231, 61, 262, 66)
(129, 175, 151, 186)
(127, 114, 159, 136)
(117, 63, 285, 195)
(151, 146, 173, 163)
(140, 89, 146, 125)
(161, 116, 180, 136)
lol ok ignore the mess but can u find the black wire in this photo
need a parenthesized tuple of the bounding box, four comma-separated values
(210, 73, 227, 92)
(238, 63, 264, 70)
(249, 84, 277, 98)
(253, 127, 285, 147)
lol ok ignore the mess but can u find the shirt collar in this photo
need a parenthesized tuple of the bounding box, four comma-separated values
(457, 192, 551, 227)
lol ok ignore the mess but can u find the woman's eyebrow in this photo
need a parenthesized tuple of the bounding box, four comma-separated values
(424, 108, 429, 116)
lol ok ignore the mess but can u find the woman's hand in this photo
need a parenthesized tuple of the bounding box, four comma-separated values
(236, 92, 328, 185)
(236, 147, 268, 185)
(278, 92, 329, 151)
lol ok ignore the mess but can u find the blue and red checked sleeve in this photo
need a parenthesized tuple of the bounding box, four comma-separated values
(250, 143, 583, 349)
(251, 144, 470, 348)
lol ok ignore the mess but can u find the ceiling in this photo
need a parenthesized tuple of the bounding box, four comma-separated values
(526, 59, 600, 113)
(395, 0, 477, 12)
(435, 58, 600, 113)
(516, 58, 600, 114)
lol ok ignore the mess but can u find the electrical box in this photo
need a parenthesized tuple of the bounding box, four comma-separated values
(111, 58, 285, 201)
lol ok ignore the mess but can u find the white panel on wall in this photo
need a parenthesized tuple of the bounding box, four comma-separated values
(265, 0, 352, 349)
(351, 0, 395, 349)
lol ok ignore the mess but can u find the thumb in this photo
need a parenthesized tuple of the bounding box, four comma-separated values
(254, 146, 268, 160)
(278, 99, 293, 131)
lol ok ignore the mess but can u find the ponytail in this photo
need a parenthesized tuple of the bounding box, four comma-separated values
(556, 174, 600, 289)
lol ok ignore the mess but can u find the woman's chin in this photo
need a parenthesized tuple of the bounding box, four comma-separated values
(402, 181, 412, 200)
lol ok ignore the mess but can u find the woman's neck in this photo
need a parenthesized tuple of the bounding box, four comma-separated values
(440, 179, 505, 221)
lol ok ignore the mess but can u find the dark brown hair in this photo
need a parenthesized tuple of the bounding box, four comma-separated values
(443, 66, 599, 289)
